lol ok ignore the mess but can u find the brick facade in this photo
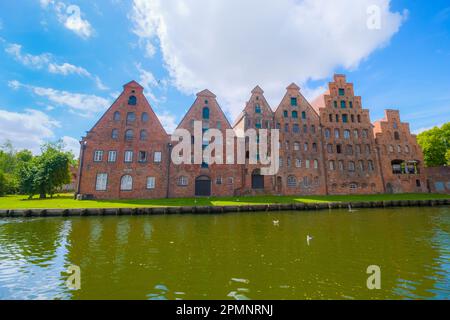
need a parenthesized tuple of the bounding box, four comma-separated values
(311, 74, 384, 194)
(77, 75, 429, 199)
(425, 166, 450, 194)
(77, 81, 170, 199)
(373, 110, 427, 193)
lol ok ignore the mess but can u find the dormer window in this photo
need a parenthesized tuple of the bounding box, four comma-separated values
(128, 95, 137, 106)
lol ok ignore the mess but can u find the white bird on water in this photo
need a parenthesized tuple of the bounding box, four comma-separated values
(306, 235, 313, 246)
(348, 204, 358, 213)
(273, 220, 280, 226)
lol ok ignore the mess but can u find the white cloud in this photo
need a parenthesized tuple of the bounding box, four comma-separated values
(5, 43, 51, 69)
(48, 62, 91, 76)
(136, 63, 167, 103)
(94, 76, 109, 90)
(62, 136, 80, 158)
(131, 0, 406, 118)
(41, 1, 94, 39)
(0, 108, 60, 154)
(10, 80, 110, 117)
(4, 41, 108, 87)
(156, 112, 177, 133)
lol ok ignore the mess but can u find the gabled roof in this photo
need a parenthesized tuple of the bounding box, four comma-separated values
(197, 89, 217, 98)
(123, 80, 144, 89)
(251, 85, 264, 94)
(286, 83, 300, 91)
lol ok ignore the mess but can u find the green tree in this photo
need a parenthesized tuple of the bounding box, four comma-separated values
(0, 171, 6, 196)
(417, 123, 450, 167)
(17, 141, 72, 199)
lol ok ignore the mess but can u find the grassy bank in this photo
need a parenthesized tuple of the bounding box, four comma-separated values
(0, 193, 449, 210)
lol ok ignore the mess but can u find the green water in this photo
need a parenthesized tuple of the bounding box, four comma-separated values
(0, 207, 449, 300)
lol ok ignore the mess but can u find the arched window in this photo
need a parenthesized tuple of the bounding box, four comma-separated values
(394, 131, 400, 140)
(128, 96, 137, 106)
(111, 129, 119, 139)
(202, 107, 210, 119)
(405, 145, 410, 153)
(312, 143, 318, 152)
(346, 145, 353, 155)
(125, 129, 134, 141)
(287, 176, 297, 188)
(329, 160, 335, 170)
(344, 130, 350, 139)
(325, 129, 331, 139)
(353, 129, 359, 138)
(348, 161, 355, 172)
(127, 112, 136, 123)
(314, 159, 318, 169)
(141, 112, 149, 123)
(327, 144, 333, 153)
(140, 130, 148, 141)
(358, 160, 364, 171)
(120, 175, 133, 191)
(292, 111, 298, 118)
(294, 142, 300, 151)
(113, 111, 120, 121)
(255, 105, 261, 114)
(357, 115, 361, 123)
(334, 129, 340, 138)
(301, 111, 306, 119)
(349, 183, 358, 190)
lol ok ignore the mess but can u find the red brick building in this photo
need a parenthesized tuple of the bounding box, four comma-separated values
(77, 75, 429, 199)
(273, 83, 326, 195)
(311, 75, 384, 194)
(373, 110, 427, 193)
(77, 81, 170, 199)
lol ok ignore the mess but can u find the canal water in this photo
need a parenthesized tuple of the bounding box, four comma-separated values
(0, 207, 448, 300)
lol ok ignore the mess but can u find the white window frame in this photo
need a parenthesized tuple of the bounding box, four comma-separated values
(146, 177, 156, 189)
(124, 151, 133, 163)
(94, 150, 103, 162)
(120, 175, 133, 191)
(108, 151, 117, 163)
(154, 152, 162, 163)
(95, 173, 108, 191)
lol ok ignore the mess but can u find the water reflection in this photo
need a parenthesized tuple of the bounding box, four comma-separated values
(0, 207, 449, 300)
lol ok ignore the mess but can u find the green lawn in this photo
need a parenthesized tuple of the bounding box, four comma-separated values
(0, 193, 449, 210)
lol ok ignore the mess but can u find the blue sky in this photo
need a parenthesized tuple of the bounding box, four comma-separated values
(0, 0, 449, 156)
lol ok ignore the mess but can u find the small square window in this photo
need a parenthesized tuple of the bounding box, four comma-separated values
(339, 88, 345, 96)
(291, 97, 298, 106)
